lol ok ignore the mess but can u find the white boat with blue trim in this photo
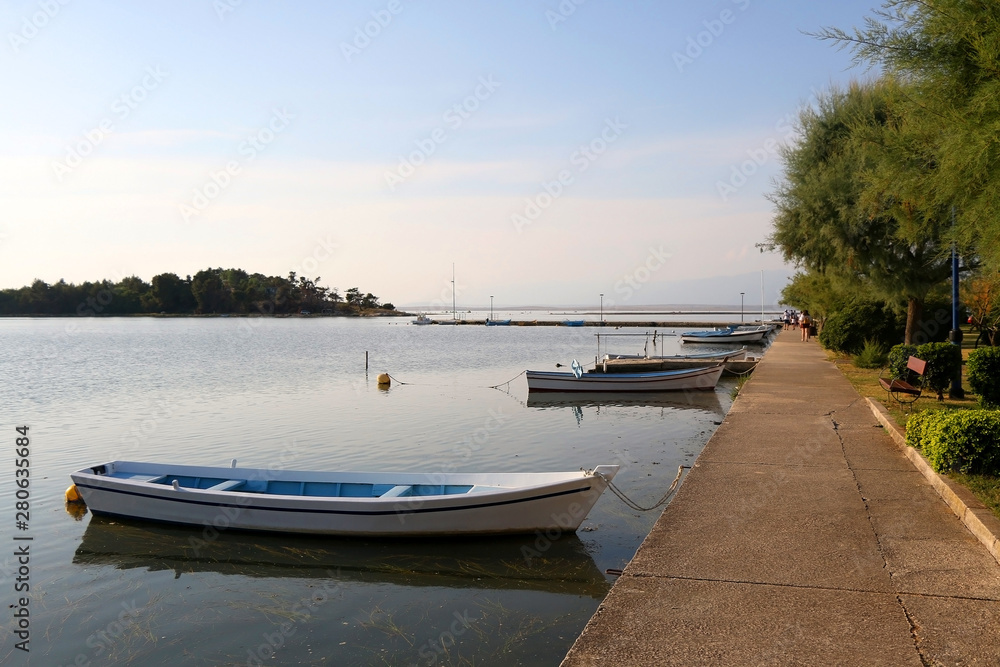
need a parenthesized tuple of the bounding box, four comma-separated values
(526, 363, 724, 392)
(680, 325, 769, 344)
(70, 461, 619, 537)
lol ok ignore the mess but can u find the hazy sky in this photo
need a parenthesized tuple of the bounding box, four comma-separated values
(1, 1, 879, 307)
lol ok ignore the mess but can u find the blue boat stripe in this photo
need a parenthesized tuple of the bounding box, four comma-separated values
(74, 482, 594, 516)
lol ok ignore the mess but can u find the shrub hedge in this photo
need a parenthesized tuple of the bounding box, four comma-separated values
(967, 346, 1000, 408)
(907, 410, 1000, 474)
(887, 344, 919, 381)
(886, 342, 962, 400)
(819, 300, 903, 354)
(915, 342, 963, 401)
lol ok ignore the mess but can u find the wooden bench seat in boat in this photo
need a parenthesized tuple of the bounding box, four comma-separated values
(206, 479, 245, 492)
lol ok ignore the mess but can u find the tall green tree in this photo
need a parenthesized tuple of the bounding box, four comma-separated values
(767, 81, 951, 343)
(816, 0, 1000, 267)
(149, 273, 195, 313)
(190, 269, 231, 314)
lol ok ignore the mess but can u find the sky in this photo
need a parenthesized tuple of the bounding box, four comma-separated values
(0, 0, 882, 308)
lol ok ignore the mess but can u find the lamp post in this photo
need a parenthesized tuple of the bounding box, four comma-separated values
(490, 295, 494, 322)
(599, 293, 604, 326)
(740, 292, 745, 323)
(949, 207, 964, 398)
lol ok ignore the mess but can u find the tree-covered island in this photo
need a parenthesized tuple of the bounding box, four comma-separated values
(0, 268, 399, 316)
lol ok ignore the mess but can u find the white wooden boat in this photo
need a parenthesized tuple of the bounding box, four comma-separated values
(680, 326, 766, 344)
(70, 461, 619, 537)
(412, 314, 435, 325)
(525, 364, 723, 392)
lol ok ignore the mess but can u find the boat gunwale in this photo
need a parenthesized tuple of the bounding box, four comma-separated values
(70, 462, 616, 509)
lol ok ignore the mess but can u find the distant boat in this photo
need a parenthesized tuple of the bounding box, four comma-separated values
(680, 326, 766, 344)
(526, 364, 724, 392)
(485, 319, 511, 326)
(70, 461, 620, 537)
(412, 314, 435, 325)
(561, 320, 585, 327)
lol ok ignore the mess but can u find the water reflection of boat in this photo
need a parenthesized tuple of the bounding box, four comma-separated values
(73, 516, 610, 598)
(525, 390, 725, 414)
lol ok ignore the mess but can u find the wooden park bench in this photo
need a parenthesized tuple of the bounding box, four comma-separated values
(878, 356, 926, 407)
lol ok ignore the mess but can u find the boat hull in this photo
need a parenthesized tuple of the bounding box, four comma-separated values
(71, 462, 618, 537)
(680, 329, 766, 344)
(525, 365, 723, 392)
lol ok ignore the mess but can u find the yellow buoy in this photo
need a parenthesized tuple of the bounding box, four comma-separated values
(376, 373, 391, 386)
(65, 484, 83, 503)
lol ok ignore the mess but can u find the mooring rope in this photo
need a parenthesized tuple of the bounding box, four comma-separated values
(489, 370, 526, 390)
(386, 373, 412, 385)
(598, 465, 689, 512)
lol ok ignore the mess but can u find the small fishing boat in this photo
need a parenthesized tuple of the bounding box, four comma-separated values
(603, 347, 747, 361)
(69, 461, 619, 537)
(485, 318, 511, 326)
(561, 320, 585, 327)
(680, 326, 766, 344)
(526, 363, 724, 392)
(412, 314, 435, 325)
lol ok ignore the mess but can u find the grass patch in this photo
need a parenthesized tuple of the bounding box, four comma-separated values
(827, 326, 1000, 521)
(949, 471, 1000, 518)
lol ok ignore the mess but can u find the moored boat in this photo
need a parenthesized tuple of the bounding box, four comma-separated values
(680, 326, 766, 344)
(412, 314, 435, 325)
(603, 347, 746, 361)
(561, 320, 585, 327)
(69, 461, 619, 537)
(525, 364, 724, 392)
(485, 318, 511, 326)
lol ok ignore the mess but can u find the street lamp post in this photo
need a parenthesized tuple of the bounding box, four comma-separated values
(490, 295, 494, 322)
(599, 293, 604, 326)
(740, 292, 745, 323)
(949, 208, 964, 398)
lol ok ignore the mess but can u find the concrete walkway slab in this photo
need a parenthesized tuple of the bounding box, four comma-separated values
(562, 330, 1000, 666)
(563, 577, 921, 666)
(627, 461, 894, 592)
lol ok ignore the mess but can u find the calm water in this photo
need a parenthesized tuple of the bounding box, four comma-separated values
(0, 317, 747, 666)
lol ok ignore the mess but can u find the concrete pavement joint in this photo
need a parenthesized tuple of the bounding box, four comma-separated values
(833, 411, 929, 664)
(623, 571, 1000, 603)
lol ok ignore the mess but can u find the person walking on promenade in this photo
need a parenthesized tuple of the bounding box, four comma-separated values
(800, 310, 812, 341)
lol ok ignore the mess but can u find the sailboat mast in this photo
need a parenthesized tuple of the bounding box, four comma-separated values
(760, 269, 764, 323)
(452, 263, 456, 321)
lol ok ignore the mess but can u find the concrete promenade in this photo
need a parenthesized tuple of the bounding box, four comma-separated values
(562, 329, 1000, 666)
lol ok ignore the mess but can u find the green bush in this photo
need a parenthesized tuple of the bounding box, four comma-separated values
(905, 410, 938, 450)
(907, 410, 1000, 474)
(915, 342, 962, 401)
(819, 300, 903, 354)
(854, 339, 888, 368)
(887, 344, 919, 381)
(967, 346, 1000, 408)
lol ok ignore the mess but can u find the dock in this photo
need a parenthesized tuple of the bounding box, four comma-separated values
(562, 329, 1000, 665)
